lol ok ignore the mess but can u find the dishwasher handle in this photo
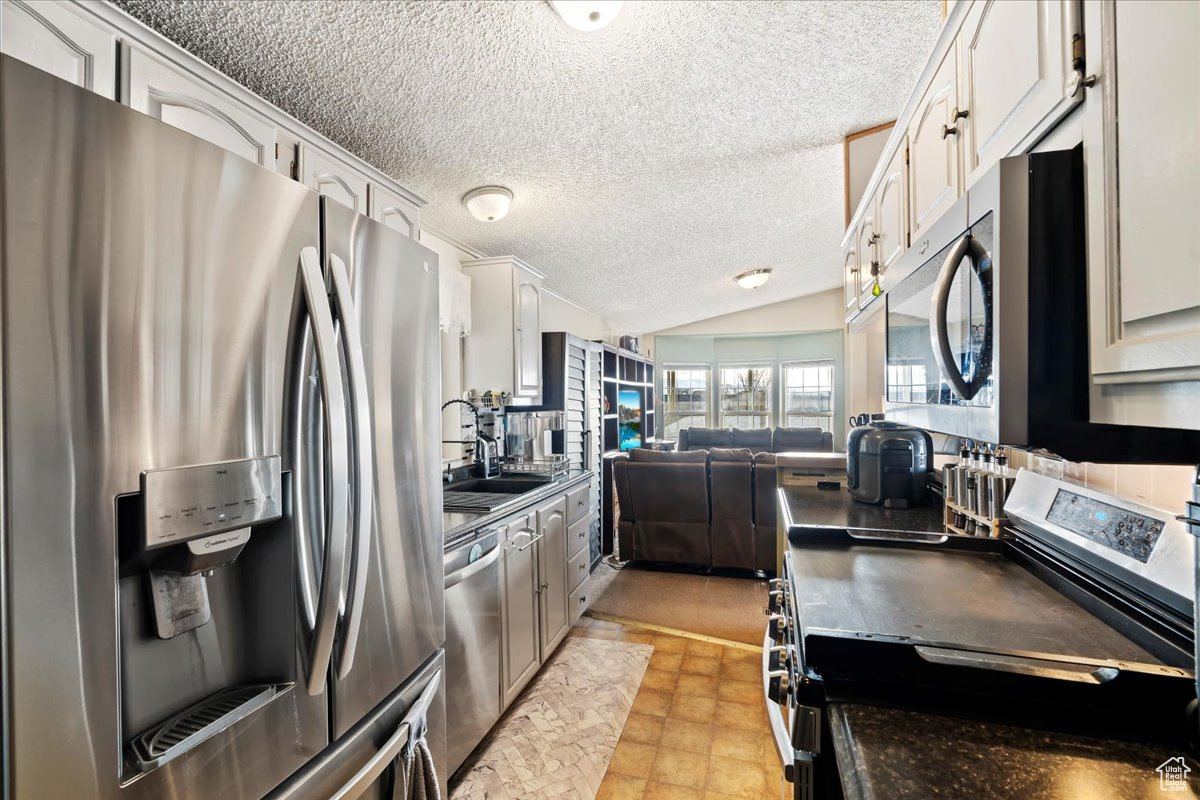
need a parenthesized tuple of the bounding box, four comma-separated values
(444, 539, 503, 590)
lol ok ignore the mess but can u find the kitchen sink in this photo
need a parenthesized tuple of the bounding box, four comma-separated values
(444, 477, 551, 495)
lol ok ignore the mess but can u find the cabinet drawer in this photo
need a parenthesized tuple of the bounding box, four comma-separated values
(569, 576, 591, 626)
(567, 515, 589, 559)
(566, 483, 590, 524)
(568, 546, 590, 593)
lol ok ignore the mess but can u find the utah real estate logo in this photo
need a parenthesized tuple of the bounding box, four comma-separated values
(1157, 757, 1191, 792)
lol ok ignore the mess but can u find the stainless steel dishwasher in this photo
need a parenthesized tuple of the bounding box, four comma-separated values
(444, 527, 503, 776)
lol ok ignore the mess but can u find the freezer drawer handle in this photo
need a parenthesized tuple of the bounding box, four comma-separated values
(328, 668, 442, 800)
(328, 253, 374, 681)
(287, 246, 352, 696)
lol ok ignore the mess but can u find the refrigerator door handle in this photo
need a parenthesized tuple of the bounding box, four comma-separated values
(328, 253, 374, 680)
(327, 668, 442, 800)
(292, 246, 352, 696)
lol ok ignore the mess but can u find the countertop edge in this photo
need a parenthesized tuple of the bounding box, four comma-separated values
(826, 704, 872, 800)
(443, 471, 592, 545)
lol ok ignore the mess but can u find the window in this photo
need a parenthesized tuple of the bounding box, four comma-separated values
(886, 362, 929, 404)
(782, 360, 835, 431)
(719, 365, 773, 429)
(660, 365, 710, 438)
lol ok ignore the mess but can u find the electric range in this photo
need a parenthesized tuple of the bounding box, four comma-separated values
(763, 469, 1196, 800)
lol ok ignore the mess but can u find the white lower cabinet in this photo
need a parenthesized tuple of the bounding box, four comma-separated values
(124, 44, 276, 169)
(501, 513, 541, 708)
(1082, 0, 1200, 429)
(537, 498, 569, 656)
(499, 483, 592, 709)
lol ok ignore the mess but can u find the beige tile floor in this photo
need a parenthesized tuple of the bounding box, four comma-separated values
(570, 615, 782, 800)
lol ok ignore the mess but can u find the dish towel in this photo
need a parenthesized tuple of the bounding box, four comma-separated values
(395, 737, 440, 800)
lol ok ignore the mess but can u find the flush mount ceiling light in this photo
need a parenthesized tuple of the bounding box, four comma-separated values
(462, 186, 513, 222)
(548, 0, 624, 32)
(734, 268, 772, 289)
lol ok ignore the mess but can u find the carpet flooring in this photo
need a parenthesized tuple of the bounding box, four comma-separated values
(587, 563, 768, 646)
(450, 636, 652, 800)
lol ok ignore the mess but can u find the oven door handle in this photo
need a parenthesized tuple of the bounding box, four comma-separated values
(914, 646, 1120, 684)
(929, 233, 991, 401)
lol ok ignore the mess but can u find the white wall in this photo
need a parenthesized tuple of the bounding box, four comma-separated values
(641, 288, 844, 357)
(540, 286, 612, 342)
(419, 228, 474, 464)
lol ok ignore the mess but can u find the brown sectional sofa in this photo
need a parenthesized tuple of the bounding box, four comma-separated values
(613, 447, 783, 574)
(678, 425, 834, 454)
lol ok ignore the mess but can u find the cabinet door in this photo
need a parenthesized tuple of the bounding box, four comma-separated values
(1, 0, 116, 99)
(856, 214, 879, 309)
(908, 45, 960, 240)
(512, 274, 543, 398)
(298, 143, 369, 215)
(874, 143, 908, 282)
(368, 183, 420, 239)
(124, 46, 275, 168)
(536, 498, 569, 658)
(1083, 0, 1200, 429)
(843, 244, 860, 321)
(501, 516, 541, 708)
(960, 0, 1079, 188)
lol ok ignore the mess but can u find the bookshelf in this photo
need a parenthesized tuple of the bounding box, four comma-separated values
(599, 344, 654, 556)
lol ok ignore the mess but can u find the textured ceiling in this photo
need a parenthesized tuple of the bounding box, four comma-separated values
(113, 0, 942, 332)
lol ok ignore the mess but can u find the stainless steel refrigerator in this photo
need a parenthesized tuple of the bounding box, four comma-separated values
(0, 54, 445, 800)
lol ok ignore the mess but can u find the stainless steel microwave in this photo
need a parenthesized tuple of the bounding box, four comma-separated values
(884, 148, 1199, 464)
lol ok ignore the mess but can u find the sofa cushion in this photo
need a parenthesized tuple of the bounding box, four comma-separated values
(731, 427, 772, 450)
(753, 452, 777, 464)
(628, 447, 708, 463)
(683, 427, 733, 449)
(709, 447, 754, 463)
(772, 427, 832, 453)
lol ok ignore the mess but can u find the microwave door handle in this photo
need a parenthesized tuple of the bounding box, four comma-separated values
(328, 253, 374, 681)
(929, 234, 974, 400)
(290, 246, 352, 696)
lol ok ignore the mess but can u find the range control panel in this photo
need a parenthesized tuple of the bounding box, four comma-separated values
(1046, 489, 1164, 564)
(142, 456, 283, 549)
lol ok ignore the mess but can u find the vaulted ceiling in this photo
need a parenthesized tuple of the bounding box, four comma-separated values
(115, 0, 942, 332)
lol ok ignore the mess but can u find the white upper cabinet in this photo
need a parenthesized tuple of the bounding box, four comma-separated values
(368, 183, 420, 240)
(843, 244, 860, 321)
(855, 213, 879, 309)
(462, 256, 544, 404)
(874, 143, 908, 281)
(1, 0, 117, 98)
(296, 142, 369, 215)
(959, 0, 1080, 189)
(907, 44, 961, 241)
(1083, 0, 1200, 429)
(513, 274, 543, 399)
(124, 46, 276, 168)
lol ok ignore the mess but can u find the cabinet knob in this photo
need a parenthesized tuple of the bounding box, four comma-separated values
(941, 124, 958, 140)
(867, 233, 880, 246)
(951, 106, 969, 121)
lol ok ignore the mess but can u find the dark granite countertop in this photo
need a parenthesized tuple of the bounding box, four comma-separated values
(780, 483, 947, 537)
(442, 469, 591, 547)
(829, 702, 1199, 800)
